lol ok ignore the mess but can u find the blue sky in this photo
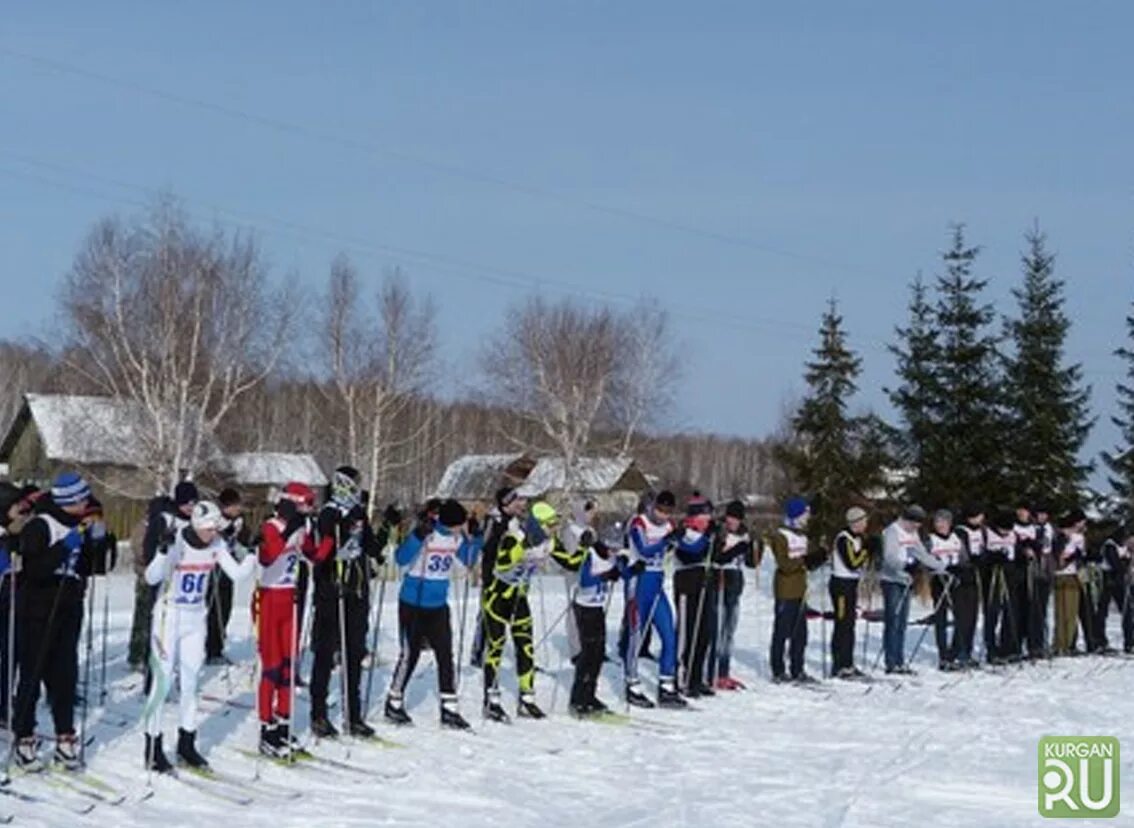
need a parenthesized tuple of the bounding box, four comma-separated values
(1, 2, 1131, 486)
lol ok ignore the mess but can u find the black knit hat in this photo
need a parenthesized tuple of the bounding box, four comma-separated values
(439, 499, 467, 528)
(495, 487, 518, 510)
(218, 488, 242, 507)
(1059, 508, 1087, 529)
(174, 481, 199, 507)
(725, 500, 745, 520)
(654, 490, 676, 510)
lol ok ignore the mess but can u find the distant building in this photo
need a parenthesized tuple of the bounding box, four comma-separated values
(433, 454, 536, 506)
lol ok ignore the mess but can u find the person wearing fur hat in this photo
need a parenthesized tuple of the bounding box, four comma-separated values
(470, 487, 528, 670)
(10, 473, 101, 770)
(829, 506, 869, 679)
(708, 499, 754, 690)
(1051, 509, 1087, 656)
(766, 497, 828, 683)
(673, 492, 716, 698)
(385, 499, 482, 730)
(309, 466, 395, 739)
(481, 500, 583, 722)
(880, 505, 943, 674)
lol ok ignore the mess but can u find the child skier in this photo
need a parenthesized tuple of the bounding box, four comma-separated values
(143, 500, 255, 771)
(673, 493, 715, 697)
(621, 490, 686, 709)
(767, 497, 828, 683)
(829, 506, 869, 679)
(708, 500, 753, 690)
(569, 524, 622, 716)
(256, 483, 327, 757)
(481, 500, 582, 722)
(11, 473, 100, 771)
(384, 499, 481, 730)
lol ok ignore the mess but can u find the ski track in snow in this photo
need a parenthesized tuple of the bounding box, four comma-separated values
(6, 568, 1133, 827)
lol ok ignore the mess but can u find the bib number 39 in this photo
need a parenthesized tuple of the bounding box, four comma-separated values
(426, 554, 453, 574)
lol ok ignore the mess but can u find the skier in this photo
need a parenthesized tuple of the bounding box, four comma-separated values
(205, 488, 249, 665)
(1010, 503, 1039, 660)
(1051, 509, 1087, 656)
(708, 500, 754, 690)
(557, 499, 597, 665)
(879, 505, 942, 675)
(482, 500, 582, 721)
(0, 484, 41, 725)
(620, 490, 686, 708)
(10, 473, 105, 770)
(926, 509, 966, 671)
(766, 497, 828, 683)
(470, 487, 527, 669)
(983, 512, 1020, 664)
(309, 466, 391, 738)
(1028, 504, 1056, 660)
(569, 523, 622, 715)
(128, 481, 198, 673)
(829, 506, 869, 679)
(384, 499, 481, 729)
(256, 483, 327, 757)
(1099, 523, 1134, 654)
(672, 492, 715, 697)
(143, 500, 255, 771)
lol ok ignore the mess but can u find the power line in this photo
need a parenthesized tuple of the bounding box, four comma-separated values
(0, 44, 880, 282)
(0, 151, 836, 344)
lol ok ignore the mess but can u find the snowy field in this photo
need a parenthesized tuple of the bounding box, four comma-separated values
(4, 560, 1133, 828)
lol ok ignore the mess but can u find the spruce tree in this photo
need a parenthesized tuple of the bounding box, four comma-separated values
(1102, 301, 1134, 517)
(781, 298, 864, 541)
(1002, 225, 1093, 509)
(931, 224, 1005, 509)
(887, 272, 942, 505)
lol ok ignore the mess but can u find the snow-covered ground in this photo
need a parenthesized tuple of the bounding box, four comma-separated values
(5, 562, 1133, 827)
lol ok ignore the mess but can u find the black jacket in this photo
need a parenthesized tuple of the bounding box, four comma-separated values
(313, 503, 390, 603)
(17, 500, 97, 615)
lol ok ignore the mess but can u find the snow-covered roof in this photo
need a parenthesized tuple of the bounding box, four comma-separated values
(434, 454, 531, 500)
(219, 452, 328, 487)
(17, 393, 166, 466)
(516, 457, 641, 497)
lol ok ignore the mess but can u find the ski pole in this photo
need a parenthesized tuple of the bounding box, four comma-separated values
(536, 565, 551, 673)
(335, 564, 353, 753)
(363, 559, 389, 717)
(454, 563, 471, 694)
(820, 564, 829, 679)
(99, 570, 110, 706)
(79, 571, 96, 767)
(5, 569, 15, 735)
(908, 572, 956, 665)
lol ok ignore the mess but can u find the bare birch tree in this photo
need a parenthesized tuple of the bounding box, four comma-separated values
(481, 297, 623, 493)
(58, 199, 294, 493)
(607, 298, 679, 457)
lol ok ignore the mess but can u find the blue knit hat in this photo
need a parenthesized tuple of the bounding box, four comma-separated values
(52, 472, 91, 507)
(784, 497, 809, 522)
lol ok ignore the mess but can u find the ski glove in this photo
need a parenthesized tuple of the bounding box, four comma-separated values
(579, 529, 596, 548)
(383, 504, 403, 527)
(413, 519, 434, 541)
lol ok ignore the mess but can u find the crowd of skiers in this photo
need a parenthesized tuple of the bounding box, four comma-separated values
(2, 468, 1133, 779)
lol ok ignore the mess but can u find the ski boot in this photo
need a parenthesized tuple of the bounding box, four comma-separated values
(177, 728, 209, 770)
(259, 722, 287, 758)
(569, 700, 593, 718)
(144, 733, 173, 774)
(588, 697, 610, 715)
(483, 691, 510, 724)
(690, 682, 715, 698)
(792, 672, 819, 685)
(440, 696, 471, 731)
(384, 694, 413, 726)
(311, 716, 339, 739)
(53, 732, 83, 771)
(278, 722, 306, 755)
(14, 737, 42, 772)
(517, 693, 546, 720)
(835, 667, 857, 680)
(657, 679, 688, 709)
(625, 681, 655, 709)
(349, 719, 376, 739)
